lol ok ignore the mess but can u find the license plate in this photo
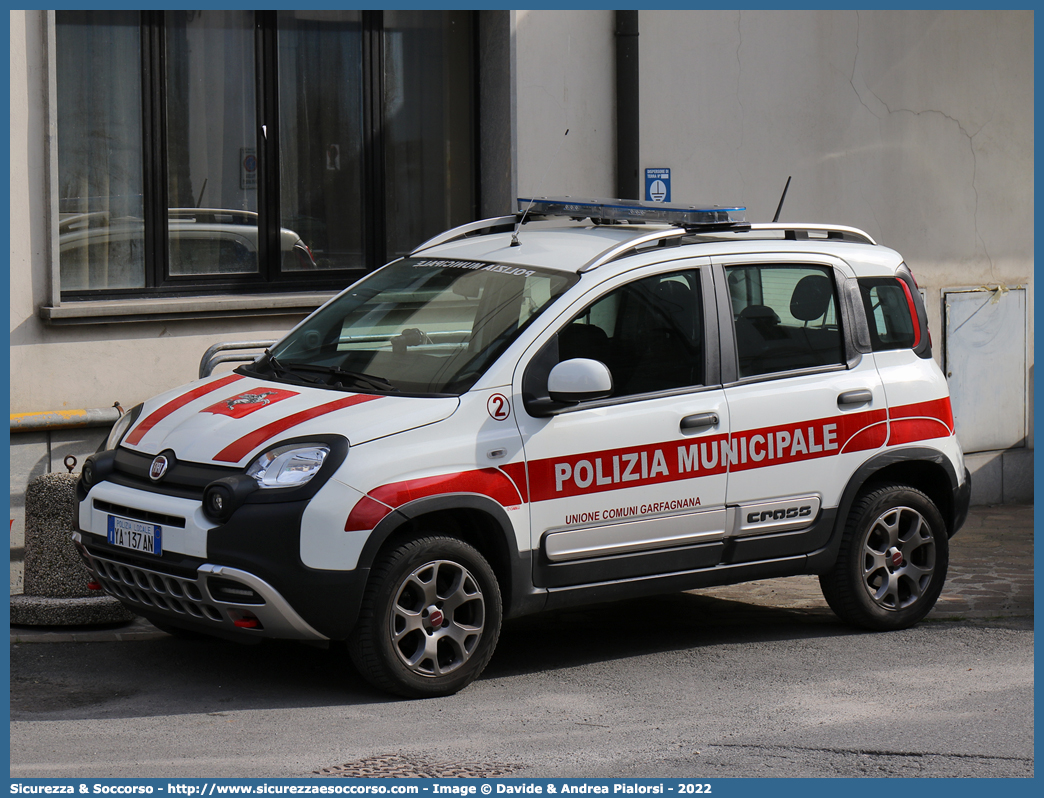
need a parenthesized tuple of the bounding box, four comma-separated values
(107, 515, 162, 556)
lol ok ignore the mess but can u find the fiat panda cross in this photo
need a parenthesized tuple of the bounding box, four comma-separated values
(75, 197, 971, 698)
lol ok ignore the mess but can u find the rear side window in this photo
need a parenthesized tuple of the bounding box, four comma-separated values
(726, 264, 844, 378)
(859, 278, 918, 351)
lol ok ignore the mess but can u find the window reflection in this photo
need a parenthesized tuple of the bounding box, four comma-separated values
(56, 11, 145, 290)
(278, 11, 365, 272)
(383, 11, 476, 259)
(165, 10, 258, 277)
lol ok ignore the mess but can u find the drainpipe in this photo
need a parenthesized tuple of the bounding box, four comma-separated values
(615, 10, 640, 200)
(11, 406, 122, 433)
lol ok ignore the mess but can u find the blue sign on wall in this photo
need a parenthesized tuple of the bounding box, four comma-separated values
(645, 168, 671, 202)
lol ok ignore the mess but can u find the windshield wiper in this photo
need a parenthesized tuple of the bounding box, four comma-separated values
(259, 351, 322, 385)
(280, 362, 399, 393)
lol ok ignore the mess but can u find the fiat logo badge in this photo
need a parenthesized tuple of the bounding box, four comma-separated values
(149, 455, 170, 482)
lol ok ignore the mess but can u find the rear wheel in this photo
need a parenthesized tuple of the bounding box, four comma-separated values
(820, 484, 948, 631)
(349, 536, 502, 698)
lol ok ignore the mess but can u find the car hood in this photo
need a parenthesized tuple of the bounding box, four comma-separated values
(120, 373, 459, 467)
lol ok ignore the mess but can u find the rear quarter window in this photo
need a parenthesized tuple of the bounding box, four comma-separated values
(859, 278, 917, 351)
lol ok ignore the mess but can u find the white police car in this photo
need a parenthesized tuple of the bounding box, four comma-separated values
(74, 197, 970, 698)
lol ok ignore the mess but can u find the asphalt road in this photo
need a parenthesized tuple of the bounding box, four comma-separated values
(10, 597, 1033, 779)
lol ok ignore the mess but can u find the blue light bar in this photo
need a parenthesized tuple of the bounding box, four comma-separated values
(517, 196, 746, 227)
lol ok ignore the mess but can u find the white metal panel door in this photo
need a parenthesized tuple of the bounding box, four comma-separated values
(944, 287, 1027, 453)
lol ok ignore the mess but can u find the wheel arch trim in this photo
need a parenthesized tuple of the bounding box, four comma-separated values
(807, 446, 962, 572)
(354, 492, 544, 619)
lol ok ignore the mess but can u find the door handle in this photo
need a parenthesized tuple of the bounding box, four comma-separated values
(680, 412, 719, 432)
(837, 389, 873, 407)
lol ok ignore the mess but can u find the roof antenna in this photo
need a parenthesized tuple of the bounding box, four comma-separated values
(772, 175, 792, 223)
(512, 129, 569, 246)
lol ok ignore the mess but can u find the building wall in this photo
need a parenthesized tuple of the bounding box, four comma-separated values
(514, 10, 616, 199)
(639, 10, 1033, 345)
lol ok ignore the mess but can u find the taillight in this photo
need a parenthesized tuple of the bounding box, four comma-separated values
(897, 278, 922, 348)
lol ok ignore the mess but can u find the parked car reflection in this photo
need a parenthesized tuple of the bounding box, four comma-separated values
(59, 208, 316, 290)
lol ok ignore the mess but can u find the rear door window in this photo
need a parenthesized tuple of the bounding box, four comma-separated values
(726, 264, 844, 378)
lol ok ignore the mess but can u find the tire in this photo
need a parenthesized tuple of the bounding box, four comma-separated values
(819, 484, 949, 631)
(349, 536, 503, 698)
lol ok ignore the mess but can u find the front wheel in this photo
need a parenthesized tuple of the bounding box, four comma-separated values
(820, 484, 949, 631)
(349, 536, 502, 698)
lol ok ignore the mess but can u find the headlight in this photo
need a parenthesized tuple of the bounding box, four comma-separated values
(246, 444, 331, 489)
(103, 404, 142, 451)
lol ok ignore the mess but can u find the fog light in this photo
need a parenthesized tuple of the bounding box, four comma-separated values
(202, 484, 233, 522)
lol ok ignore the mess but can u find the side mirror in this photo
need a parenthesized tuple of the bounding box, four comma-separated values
(548, 358, 614, 404)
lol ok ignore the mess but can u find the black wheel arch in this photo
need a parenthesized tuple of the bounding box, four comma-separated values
(355, 493, 545, 621)
(807, 446, 967, 574)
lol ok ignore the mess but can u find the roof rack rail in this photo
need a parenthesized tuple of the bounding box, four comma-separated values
(410, 215, 517, 256)
(580, 228, 689, 272)
(746, 223, 876, 245)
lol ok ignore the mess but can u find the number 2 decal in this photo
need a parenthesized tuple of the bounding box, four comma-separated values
(487, 393, 511, 420)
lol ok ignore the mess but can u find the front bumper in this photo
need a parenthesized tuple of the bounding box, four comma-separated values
(75, 477, 370, 641)
(74, 532, 328, 641)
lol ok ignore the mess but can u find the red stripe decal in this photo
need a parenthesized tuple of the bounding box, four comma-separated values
(344, 496, 395, 533)
(369, 468, 524, 509)
(889, 397, 954, 432)
(342, 397, 956, 528)
(499, 461, 530, 504)
(840, 421, 889, 454)
(344, 467, 525, 532)
(888, 418, 952, 446)
(125, 374, 243, 446)
(214, 393, 381, 463)
(531, 409, 891, 501)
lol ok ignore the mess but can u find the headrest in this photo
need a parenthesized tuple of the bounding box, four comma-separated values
(790, 274, 833, 321)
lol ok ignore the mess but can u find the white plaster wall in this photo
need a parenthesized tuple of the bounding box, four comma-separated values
(640, 9, 1033, 449)
(639, 10, 1032, 331)
(9, 11, 47, 367)
(514, 10, 615, 199)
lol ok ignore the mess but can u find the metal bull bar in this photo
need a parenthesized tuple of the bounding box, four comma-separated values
(199, 340, 276, 379)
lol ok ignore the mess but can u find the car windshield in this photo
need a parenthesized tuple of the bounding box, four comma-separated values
(246, 257, 576, 396)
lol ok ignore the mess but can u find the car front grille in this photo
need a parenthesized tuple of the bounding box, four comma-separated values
(93, 498, 186, 528)
(91, 554, 224, 623)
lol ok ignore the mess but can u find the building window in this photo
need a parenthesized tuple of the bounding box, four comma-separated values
(55, 10, 477, 301)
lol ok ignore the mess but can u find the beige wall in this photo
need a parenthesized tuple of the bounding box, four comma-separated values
(515, 10, 616, 199)
(639, 9, 1033, 359)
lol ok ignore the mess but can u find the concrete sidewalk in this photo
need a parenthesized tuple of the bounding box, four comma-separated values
(9, 504, 1033, 644)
